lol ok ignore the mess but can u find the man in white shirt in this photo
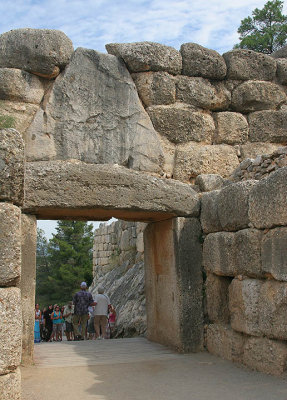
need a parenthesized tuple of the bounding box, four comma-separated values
(93, 286, 111, 339)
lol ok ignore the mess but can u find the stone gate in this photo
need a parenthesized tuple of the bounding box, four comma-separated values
(1, 28, 287, 399)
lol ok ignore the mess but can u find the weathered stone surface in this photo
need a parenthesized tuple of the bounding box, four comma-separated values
(147, 105, 215, 144)
(158, 134, 175, 176)
(0, 68, 45, 104)
(131, 71, 176, 107)
(243, 336, 287, 375)
(174, 143, 239, 181)
(106, 42, 182, 75)
(249, 110, 287, 142)
(0, 129, 24, 205)
(0, 204, 21, 286)
(21, 214, 37, 365)
(0, 28, 73, 78)
(249, 167, 287, 229)
(25, 48, 163, 173)
(0, 100, 39, 134)
(203, 229, 263, 277)
(176, 76, 230, 110)
(200, 190, 222, 234)
(217, 180, 256, 231)
(206, 324, 245, 362)
(223, 49, 276, 81)
(0, 368, 21, 400)
(180, 43, 226, 80)
(229, 278, 262, 336)
(276, 58, 287, 84)
(214, 112, 248, 145)
(240, 142, 281, 160)
(0, 287, 22, 374)
(272, 44, 287, 59)
(206, 274, 231, 323)
(259, 280, 287, 340)
(262, 227, 287, 281)
(23, 161, 200, 220)
(195, 174, 224, 192)
(231, 81, 286, 113)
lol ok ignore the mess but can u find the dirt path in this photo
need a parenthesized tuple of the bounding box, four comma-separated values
(21, 338, 287, 400)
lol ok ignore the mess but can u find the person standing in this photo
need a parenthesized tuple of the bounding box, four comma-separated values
(93, 286, 111, 340)
(43, 305, 53, 342)
(73, 282, 95, 341)
(50, 305, 62, 342)
(63, 301, 74, 341)
(34, 304, 41, 343)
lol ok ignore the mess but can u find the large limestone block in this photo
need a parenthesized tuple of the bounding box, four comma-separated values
(0, 100, 39, 134)
(0, 287, 22, 374)
(240, 142, 281, 160)
(0, 68, 45, 104)
(147, 105, 215, 144)
(0, 368, 21, 400)
(203, 229, 263, 278)
(272, 44, 287, 58)
(206, 324, 245, 362)
(131, 71, 176, 107)
(262, 227, 287, 281)
(0, 129, 24, 205)
(231, 81, 286, 113)
(176, 76, 230, 110)
(180, 43, 227, 80)
(0, 204, 21, 286)
(200, 190, 222, 234)
(223, 49, 276, 81)
(0, 28, 73, 78)
(217, 180, 256, 231)
(249, 167, 287, 228)
(23, 161, 200, 219)
(25, 48, 163, 173)
(243, 336, 287, 375)
(259, 280, 287, 340)
(206, 274, 231, 323)
(106, 42, 182, 75)
(276, 58, 287, 84)
(229, 278, 262, 336)
(249, 110, 287, 143)
(174, 143, 239, 181)
(214, 112, 248, 145)
(195, 174, 224, 192)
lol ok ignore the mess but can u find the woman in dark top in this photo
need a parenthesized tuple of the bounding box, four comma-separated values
(43, 304, 53, 342)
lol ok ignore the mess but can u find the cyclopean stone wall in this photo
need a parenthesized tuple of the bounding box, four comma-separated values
(201, 166, 287, 375)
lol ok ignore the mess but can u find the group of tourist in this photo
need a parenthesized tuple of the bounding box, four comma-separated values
(34, 283, 116, 343)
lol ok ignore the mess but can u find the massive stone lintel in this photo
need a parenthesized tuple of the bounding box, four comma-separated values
(23, 161, 200, 221)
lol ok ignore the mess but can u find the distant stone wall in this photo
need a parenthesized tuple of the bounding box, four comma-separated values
(201, 166, 287, 375)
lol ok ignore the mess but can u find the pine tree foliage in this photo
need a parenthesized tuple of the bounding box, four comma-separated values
(234, 0, 287, 54)
(36, 221, 94, 306)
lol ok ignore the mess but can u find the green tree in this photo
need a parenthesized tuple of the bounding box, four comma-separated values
(36, 228, 51, 307)
(36, 221, 94, 306)
(235, 0, 287, 54)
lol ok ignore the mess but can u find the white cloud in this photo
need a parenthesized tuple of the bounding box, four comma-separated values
(0, 0, 284, 53)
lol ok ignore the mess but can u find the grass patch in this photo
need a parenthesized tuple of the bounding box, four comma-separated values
(0, 114, 16, 129)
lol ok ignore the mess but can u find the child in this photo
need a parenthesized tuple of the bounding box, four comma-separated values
(108, 305, 116, 339)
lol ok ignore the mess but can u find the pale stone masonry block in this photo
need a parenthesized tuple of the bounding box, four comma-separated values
(195, 174, 224, 192)
(174, 143, 239, 181)
(206, 274, 231, 323)
(223, 49, 277, 81)
(231, 81, 286, 113)
(0, 129, 24, 205)
(206, 324, 245, 363)
(240, 142, 280, 160)
(249, 167, 287, 229)
(176, 76, 230, 110)
(217, 180, 256, 231)
(203, 229, 263, 278)
(249, 110, 287, 143)
(0, 368, 21, 400)
(0, 203, 21, 286)
(262, 227, 287, 281)
(0, 287, 22, 374)
(276, 58, 287, 84)
(132, 71, 176, 107)
(243, 336, 287, 375)
(214, 112, 248, 145)
(200, 190, 222, 234)
(147, 105, 215, 144)
(229, 278, 262, 336)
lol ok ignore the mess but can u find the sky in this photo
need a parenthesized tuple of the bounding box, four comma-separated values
(1, 0, 284, 238)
